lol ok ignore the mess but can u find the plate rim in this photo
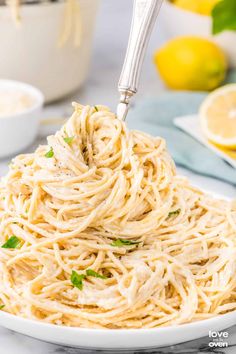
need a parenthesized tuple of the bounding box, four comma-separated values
(0, 309, 235, 349)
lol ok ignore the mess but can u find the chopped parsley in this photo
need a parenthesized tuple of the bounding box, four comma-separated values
(71, 268, 108, 291)
(86, 269, 107, 279)
(64, 136, 74, 145)
(167, 209, 181, 218)
(0, 305, 5, 310)
(1, 236, 21, 249)
(111, 239, 141, 247)
(71, 270, 86, 291)
(94, 106, 99, 112)
(45, 147, 54, 158)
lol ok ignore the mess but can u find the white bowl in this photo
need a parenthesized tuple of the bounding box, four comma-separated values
(0, 80, 44, 159)
(0, 309, 235, 349)
(0, 0, 99, 102)
(161, 0, 236, 68)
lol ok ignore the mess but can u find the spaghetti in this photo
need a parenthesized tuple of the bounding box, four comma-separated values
(0, 103, 235, 328)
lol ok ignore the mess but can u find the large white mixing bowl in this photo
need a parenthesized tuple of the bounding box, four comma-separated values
(0, 0, 99, 102)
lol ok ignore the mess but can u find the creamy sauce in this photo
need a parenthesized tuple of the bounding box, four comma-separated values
(0, 89, 36, 117)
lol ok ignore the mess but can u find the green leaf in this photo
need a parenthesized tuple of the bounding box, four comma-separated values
(212, 0, 236, 35)
(167, 209, 181, 218)
(111, 239, 141, 247)
(94, 106, 99, 112)
(1, 236, 21, 249)
(0, 305, 5, 310)
(45, 147, 54, 158)
(64, 136, 74, 145)
(71, 270, 86, 290)
(86, 269, 107, 279)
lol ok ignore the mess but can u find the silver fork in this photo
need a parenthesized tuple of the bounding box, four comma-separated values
(117, 0, 164, 121)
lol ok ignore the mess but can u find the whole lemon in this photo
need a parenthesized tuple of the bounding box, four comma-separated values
(173, 0, 220, 15)
(154, 37, 227, 91)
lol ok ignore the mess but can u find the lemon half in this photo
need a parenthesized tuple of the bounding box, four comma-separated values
(200, 84, 236, 149)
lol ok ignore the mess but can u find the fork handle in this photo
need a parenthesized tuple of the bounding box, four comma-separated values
(118, 0, 163, 102)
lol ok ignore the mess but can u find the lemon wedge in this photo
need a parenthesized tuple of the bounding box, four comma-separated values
(200, 84, 236, 149)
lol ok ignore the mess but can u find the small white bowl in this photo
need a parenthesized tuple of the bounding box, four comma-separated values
(161, 0, 236, 68)
(0, 80, 44, 159)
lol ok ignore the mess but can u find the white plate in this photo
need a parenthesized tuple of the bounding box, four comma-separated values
(0, 191, 235, 350)
(0, 309, 235, 350)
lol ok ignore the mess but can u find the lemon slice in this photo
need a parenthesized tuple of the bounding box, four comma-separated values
(200, 84, 236, 149)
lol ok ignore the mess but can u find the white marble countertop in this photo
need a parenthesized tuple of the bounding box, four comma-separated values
(0, 0, 235, 352)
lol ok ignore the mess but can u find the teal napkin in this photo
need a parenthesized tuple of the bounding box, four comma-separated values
(128, 92, 236, 185)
